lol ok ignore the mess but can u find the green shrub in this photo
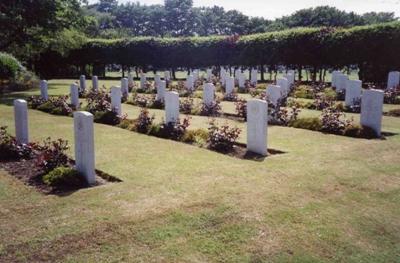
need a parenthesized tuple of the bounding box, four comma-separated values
(0, 52, 38, 91)
(293, 86, 314, 99)
(182, 129, 209, 146)
(43, 167, 87, 188)
(323, 88, 337, 100)
(0, 52, 20, 80)
(289, 117, 322, 131)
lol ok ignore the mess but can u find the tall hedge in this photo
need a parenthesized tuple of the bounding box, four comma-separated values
(35, 22, 400, 82)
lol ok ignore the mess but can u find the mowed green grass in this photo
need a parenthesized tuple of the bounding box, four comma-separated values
(0, 80, 399, 262)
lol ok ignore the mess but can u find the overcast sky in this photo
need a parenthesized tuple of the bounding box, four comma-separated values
(88, 0, 400, 19)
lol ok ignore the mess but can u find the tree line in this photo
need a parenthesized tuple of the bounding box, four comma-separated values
(35, 22, 400, 84)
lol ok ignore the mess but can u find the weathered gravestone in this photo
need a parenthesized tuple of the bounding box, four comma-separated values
(164, 71, 171, 81)
(203, 83, 215, 107)
(276, 77, 289, 96)
(247, 99, 268, 156)
(128, 73, 134, 88)
(154, 74, 161, 89)
(79, 75, 86, 92)
(235, 69, 240, 80)
(186, 75, 194, 90)
(92, 76, 99, 91)
(220, 69, 227, 86)
(331, 70, 342, 88)
(121, 78, 129, 97)
(238, 73, 246, 89)
(251, 69, 258, 85)
(13, 99, 29, 144)
(207, 69, 213, 81)
(225, 76, 235, 95)
(345, 80, 362, 106)
(361, 89, 384, 137)
(74, 111, 95, 185)
(140, 73, 147, 89)
(40, 80, 48, 100)
(266, 85, 282, 106)
(387, 71, 400, 90)
(165, 91, 179, 124)
(336, 74, 349, 91)
(111, 86, 122, 115)
(70, 83, 80, 108)
(156, 80, 166, 102)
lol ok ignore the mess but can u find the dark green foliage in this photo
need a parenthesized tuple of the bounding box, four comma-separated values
(0, 126, 35, 160)
(94, 110, 122, 125)
(151, 117, 191, 141)
(0, 52, 20, 79)
(38, 22, 400, 83)
(343, 125, 379, 138)
(289, 117, 323, 131)
(384, 87, 400, 104)
(207, 120, 241, 152)
(43, 167, 86, 188)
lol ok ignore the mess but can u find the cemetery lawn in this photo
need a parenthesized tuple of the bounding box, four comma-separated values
(0, 81, 400, 262)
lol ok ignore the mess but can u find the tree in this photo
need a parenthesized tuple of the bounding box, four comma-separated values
(97, 0, 118, 13)
(164, 0, 195, 36)
(0, 0, 85, 60)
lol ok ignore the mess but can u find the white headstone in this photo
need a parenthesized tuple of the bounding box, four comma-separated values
(266, 85, 282, 106)
(238, 73, 246, 89)
(111, 86, 122, 115)
(164, 71, 171, 81)
(128, 73, 134, 88)
(283, 73, 295, 87)
(276, 77, 289, 96)
(13, 99, 29, 144)
(235, 69, 241, 81)
(247, 99, 268, 156)
(220, 68, 227, 86)
(207, 69, 213, 81)
(250, 69, 258, 85)
(345, 80, 362, 106)
(336, 74, 349, 91)
(92, 76, 98, 91)
(70, 83, 80, 108)
(140, 73, 146, 89)
(154, 74, 161, 89)
(165, 91, 179, 124)
(121, 78, 129, 97)
(203, 83, 215, 107)
(361, 89, 384, 137)
(74, 111, 95, 185)
(192, 70, 199, 81)
(186, 75, 194, 90)
(331, 70, 341, 88)
(79, 75, 86, 92)
(387, 71, 400, 90)
(225, 76, 235, 95)
(40, 80, 48, 100)
(156, 80, 166, 102)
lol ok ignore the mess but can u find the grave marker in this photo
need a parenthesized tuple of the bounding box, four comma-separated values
(247, 99, 268, 156)
(74, 111, 95, 185)
(361, 89, 384, 137)
(345, 80, 362, 106)
(13, 99, 29, 144)
(165, 91, 179, 124)
(40, 80, 48, 100)
(111, 86, 122, 115)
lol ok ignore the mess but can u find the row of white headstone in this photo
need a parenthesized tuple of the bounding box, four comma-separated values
(13, 99, 96, 185)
